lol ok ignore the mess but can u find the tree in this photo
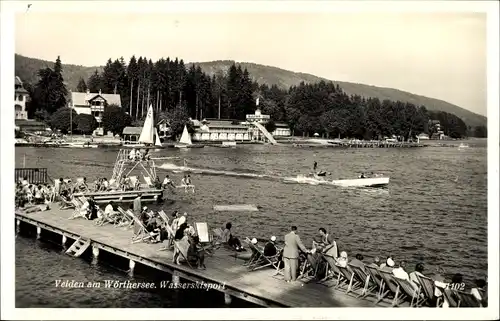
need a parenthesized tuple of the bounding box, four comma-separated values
(101, 104, 132, 135)
(473, 125, 487, 138)
(49, 107, 78, 134)
(30, 56, 68, 114)
(265, 119, 277, 134)
(76, 113, 98, 134)
(87, 70, 103, 93)
(165, 105, 191, 140)
(76, 77, 87, 92)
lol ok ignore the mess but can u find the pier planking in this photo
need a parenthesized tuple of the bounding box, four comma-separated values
(15, 207, 400, 308)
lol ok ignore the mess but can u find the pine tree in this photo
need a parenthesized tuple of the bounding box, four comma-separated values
(76, 77, 87, 92)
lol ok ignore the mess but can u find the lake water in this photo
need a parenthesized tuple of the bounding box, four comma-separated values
(14, 139, 488, 307)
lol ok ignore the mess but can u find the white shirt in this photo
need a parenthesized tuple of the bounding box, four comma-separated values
(103, 180, 109, 188)
(181, 178, 187, 186)
(392, 267, 410, 281)
(79, 201, 89, 215)
(163, 177, 171, 184)
(21, 179, 29, 186)
(104, 204, 114, 215)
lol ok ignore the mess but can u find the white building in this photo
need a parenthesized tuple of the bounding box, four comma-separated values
(272, 122, 291, 137)
(191, 119, 252, 142)
(245, 108, 270, 124)
(15, 76, 29, 120)
(69, 89, 122, 126)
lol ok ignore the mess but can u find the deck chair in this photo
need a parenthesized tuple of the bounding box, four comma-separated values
(443, 287, 460, 307)
(242, 238, 282, 275)
(454, 290, 482, 307)
(336, 265, 364, 294)
(195, 222, 220, 256)
(116, 207, 134, 228)
(60, 196, 78, 210)
(129, 176, 139, 190)
(392, 277, 425, 307)
(143, 176, 154, 187)
(365, 266, 391, 304)
(378, 270, 409, 307)
(317, 254, 344, 287)
(212, 228, 225, 245)
(172, 240, 195, 269)
(348, 264, 378, 299)
(416, 274, 443, 307)
(126, 211, 159, 244)
(67, 198, 87, 219)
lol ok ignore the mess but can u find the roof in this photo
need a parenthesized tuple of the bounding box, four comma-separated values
(275, 122, 289, 128)
(15, 119, 46, 127)
(15, 88, 29, 94)
(122, 127, 143, 135)
(15, 76, 23, 86)
(70, 92, 122, 107)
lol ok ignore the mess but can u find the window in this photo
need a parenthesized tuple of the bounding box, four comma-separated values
(15, 104, 22, 111)
(18, 95, 24, 102)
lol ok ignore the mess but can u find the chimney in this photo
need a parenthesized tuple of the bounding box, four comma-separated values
(86, 89, 90, 95)
(99, 89, 102, 95)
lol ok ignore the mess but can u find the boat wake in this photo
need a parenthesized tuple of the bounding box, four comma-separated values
(158, 162, 388, 189)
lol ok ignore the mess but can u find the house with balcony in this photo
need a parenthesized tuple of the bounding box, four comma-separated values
(15, 76, 29, 120)
(68, 89, 122, 127)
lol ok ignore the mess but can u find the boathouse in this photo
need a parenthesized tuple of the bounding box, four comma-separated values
(272, 122, 291, 137)
(122, 127, 143, 143)
(191, 119, 251, 142)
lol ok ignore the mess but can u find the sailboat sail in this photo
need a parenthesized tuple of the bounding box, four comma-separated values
(154, 128, 162, 147)
(138, 105, 154, 144)
(179, 125, 192, 145)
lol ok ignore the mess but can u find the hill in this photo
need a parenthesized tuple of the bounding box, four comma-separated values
(15, 54, 486, 127)
(15, 54, 102, 91)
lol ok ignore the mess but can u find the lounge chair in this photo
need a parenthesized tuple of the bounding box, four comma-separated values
(443, 287, 459, 307)
(336, 265, 364, 294)
(195, 222, 220, 256)
(365, 265, 391, 304)
(451, 289, 482, 307)
(415, 274, 443, 307)
(144, 176, 154, 187)
(242, 238, 283, 275)
(172, 239, 195, 268)
(391, 276, 425, 307)
(377, 270, 409, 307)
(348, 264, 378, 299)
(317, 253, 344, 287)
(67, 198, 87, 219)
(116, 207, 134, 227)
(125, 211, 159, 244)
(129, 176, 139, 190)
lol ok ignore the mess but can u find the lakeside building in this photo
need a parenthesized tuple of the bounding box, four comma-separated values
(191, 119, 252, 142)
(15, 76, 30, 120)
(68, 89, 122, 127)
(122, 127, 142, 143)
(272, 122, 292, 137)
(429, 120, 445, 140)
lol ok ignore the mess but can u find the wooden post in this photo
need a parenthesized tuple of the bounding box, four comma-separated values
(224, 293, 232, 305)
(36, 226, 41, 239)
(62, 235, 67, 245)
(129, 260, 136, 274)
(172, 271, 180, 285)
(92, 246, 99, 258)
(16, 219, 20, 233)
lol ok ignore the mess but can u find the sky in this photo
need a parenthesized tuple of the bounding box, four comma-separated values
(13, 4, 488, 116)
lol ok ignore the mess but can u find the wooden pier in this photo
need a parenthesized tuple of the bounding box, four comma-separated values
(14, 208, 402, 308)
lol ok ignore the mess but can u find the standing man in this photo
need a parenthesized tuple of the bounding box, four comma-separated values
(283, 226, 309, 282)
(133, 192, 142, 215)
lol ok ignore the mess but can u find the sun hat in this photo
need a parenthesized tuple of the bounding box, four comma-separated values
(142, 206, 148, 211)
(387, 258, 395, 267)
(251, 238, 258, 244)
(340, 251, 348, 258)
(270, 236, 276, 242)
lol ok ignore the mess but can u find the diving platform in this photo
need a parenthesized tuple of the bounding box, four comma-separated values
(14, 207, 403, 308)
(73, 188, 163, 204)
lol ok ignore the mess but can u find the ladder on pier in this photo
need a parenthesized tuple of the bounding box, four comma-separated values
(65, 237, 91, 258)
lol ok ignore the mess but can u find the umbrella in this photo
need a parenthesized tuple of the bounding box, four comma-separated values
(313, 133, 319, 137)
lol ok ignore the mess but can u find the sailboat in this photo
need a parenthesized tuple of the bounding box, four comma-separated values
(123, 105, 163, 148)
(174, 125, 193, 148)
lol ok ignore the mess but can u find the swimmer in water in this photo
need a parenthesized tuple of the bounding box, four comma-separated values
(313, 161, 318, 171)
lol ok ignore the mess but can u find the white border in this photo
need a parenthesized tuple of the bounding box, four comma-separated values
(1, 1, 499, 320)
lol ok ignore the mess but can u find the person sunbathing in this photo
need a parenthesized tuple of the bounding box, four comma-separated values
(335, 251, 349, 267)
(222, 222, 244, 251)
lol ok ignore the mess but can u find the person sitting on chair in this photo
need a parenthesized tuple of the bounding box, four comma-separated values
(187, 235, 206, 269)
(264, 236, 278, 257)
(85, 197, 99, 220)
(222, 222, 244, 252)
(162, 175, 176, 189)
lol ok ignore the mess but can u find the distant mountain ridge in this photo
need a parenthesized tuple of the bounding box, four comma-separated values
(15, 54, 486, 127)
